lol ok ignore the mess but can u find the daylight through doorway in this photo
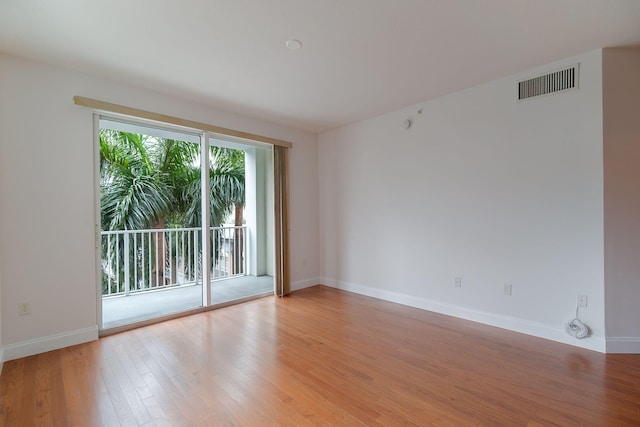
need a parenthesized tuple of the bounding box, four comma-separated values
(98, 117, 274, 330)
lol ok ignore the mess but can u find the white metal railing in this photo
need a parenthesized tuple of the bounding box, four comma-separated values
(101, 226, 247, 297)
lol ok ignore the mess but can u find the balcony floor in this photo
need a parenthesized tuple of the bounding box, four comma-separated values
(102, 275, 273, 329)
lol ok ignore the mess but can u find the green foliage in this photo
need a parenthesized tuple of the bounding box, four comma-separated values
(99, 129, 245, 231)
(99, 130, 246, 294)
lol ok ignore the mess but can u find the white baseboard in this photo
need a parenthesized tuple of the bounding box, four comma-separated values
(2, 326, 99, 362)
(322, 278, 607, 353)
(606, 337, 640, 354)
(292, 276, 322, 292)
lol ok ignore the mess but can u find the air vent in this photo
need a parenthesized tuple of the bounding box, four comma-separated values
(518, 64, 579, 100)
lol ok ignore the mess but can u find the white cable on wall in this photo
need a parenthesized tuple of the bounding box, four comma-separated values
(565, 306, 590, 339)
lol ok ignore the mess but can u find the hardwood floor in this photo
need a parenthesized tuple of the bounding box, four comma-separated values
(1, 285, 639, 426)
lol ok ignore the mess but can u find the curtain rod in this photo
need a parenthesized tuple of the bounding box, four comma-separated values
(73, 96, 293, 148)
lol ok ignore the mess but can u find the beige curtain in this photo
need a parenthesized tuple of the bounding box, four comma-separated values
(274, 145, 291, 296)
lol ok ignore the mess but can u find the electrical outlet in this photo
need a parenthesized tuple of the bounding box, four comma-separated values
(503, 283, 512, 296)
(454, 277, 462, 288)
(18, 302, 31, 316)
(577, 294, 587, 308)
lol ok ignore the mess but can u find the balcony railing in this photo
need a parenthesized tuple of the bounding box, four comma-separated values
(101, 226, 247, 297)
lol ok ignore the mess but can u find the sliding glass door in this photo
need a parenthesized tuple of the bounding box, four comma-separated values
(97, 117, 276, 331)
(207, 137, 274, 305)
(99, 118, 205, 329)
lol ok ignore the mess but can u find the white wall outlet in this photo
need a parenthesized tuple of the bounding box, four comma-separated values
(577, 294, 588, 308)
(18, 302, 31, 316)
(503, 283, 512, 296)
(454, 277, 462, 288)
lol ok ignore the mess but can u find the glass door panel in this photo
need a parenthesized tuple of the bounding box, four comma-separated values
(99, 118, 204, 329)
(207, 138, 274, 305)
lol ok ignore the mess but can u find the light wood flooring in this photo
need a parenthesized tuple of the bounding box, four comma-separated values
(1, 285, 639, 426)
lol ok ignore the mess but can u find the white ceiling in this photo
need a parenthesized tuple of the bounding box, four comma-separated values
(1, 1, 640, 133)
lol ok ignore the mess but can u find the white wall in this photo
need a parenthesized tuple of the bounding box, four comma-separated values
(244, 146, 271, 277)
(603, 47, 640, 353)
(319, 50, 606, 351)
(0, 53, 319, 360)
(265, 149, 275, 278)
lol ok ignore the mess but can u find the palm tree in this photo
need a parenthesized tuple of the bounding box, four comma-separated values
(209, 147, 246, 273)
(99, 129, 245, 293)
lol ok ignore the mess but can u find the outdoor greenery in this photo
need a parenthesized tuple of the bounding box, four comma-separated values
(100, 129, 245, 231)
(99, 129, 246, 294)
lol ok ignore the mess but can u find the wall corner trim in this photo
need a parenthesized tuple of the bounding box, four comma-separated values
(2, 326, 99, 362)
(291, 277, 323, 292)
(606, 337, 640, 354)
(321, 278, 607, 353)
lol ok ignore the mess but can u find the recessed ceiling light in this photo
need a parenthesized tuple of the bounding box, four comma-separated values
(285, 39, 302, 50)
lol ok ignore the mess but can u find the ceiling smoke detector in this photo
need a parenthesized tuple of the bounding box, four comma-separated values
(285, 39, 302, 50)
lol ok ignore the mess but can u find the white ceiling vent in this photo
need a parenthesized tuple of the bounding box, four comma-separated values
(518, 64, 579, 101)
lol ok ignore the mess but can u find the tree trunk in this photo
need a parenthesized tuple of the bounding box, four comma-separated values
(151, 218, 172, 286)
(233, 204, 244, 274)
